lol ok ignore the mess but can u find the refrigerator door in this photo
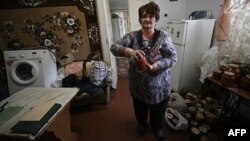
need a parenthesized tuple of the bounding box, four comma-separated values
(166, 22, 187, 45)
(169, 19, 215, 93)
(171, 44, 184, 92)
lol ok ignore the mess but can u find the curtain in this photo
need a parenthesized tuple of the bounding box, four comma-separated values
(215, 0, 250, 64)
(214, 0, 234, 41)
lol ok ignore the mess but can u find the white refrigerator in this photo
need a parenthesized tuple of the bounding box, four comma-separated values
(166, 19, 215, 93)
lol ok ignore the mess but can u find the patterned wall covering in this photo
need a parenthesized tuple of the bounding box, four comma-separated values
(217, 0, 250, 64)
(0, 0, 101, 61)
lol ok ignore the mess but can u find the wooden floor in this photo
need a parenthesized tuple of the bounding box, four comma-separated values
(70, 78, 189, 141)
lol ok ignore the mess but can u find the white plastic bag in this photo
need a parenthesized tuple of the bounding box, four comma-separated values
(165, 108, 188, 131)
(168, 93, 187, 113)
(199, 46, 220, 83)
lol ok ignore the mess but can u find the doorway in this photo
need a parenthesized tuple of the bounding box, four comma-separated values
(109, 0, 129, 79)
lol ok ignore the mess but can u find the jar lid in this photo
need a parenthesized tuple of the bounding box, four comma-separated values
(228, 64, 239, 68)
(246, 74, 250, 79)
(191, 127, 200, 135)
(224, 71, 235, 76)
(221, 64, 228, 67)
(166, 113, 173, 119)
(214, 70, 222, 73)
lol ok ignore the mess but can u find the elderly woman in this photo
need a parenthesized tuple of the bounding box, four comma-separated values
(110, 2, 177, 140)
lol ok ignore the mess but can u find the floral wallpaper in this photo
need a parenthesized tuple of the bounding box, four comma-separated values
(18, 0, 48, 7)
(22, 18, 64, 49)
(75, 0, 95, 15)
(0, 0, 101, 61)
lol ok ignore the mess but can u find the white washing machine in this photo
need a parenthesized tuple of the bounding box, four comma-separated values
(4, 49, 57, 95)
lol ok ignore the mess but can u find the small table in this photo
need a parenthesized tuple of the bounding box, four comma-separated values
(0, 87, 79, 141)
(204, 77, 250, 120)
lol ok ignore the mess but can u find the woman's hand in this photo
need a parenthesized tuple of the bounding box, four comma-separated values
(147, 64, 153, 71)
(131, 50, 145, 62)
(124, 48, 145, 61)
(147, 63, 158, 73)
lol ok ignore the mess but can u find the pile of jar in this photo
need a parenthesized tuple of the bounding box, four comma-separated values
(212, 63, 240, 87)
(183, 93, 221, 141)
(213, 55, 250, 90)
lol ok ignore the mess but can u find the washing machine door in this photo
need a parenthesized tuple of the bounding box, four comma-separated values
(11, 60, 39, 85)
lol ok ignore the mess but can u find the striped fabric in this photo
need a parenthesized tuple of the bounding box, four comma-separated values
(89, 61, 108, 86)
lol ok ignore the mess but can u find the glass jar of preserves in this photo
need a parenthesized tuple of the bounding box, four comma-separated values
(221, 71, 235, 87)
(136, 56, 149, 72)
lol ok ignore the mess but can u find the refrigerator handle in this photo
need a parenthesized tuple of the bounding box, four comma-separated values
(176, 31, 180, 38)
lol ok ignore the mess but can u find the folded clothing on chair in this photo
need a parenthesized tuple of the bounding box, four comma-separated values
(78, 77, 104, 95)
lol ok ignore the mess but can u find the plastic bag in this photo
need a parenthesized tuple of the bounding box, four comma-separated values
(89, 61, 107, 86)
(168, 93, 187, 113)
(165, 108, 188, 131)
(199, 46, 220, 83)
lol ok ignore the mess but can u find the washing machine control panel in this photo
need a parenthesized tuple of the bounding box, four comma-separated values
(20, 54, 25, 58)
(5, 51, 42, 60)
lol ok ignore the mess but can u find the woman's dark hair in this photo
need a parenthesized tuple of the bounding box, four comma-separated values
(138, 1, 160, 23)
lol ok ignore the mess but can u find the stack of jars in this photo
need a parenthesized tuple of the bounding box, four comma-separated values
(212, 62, 240, 87)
